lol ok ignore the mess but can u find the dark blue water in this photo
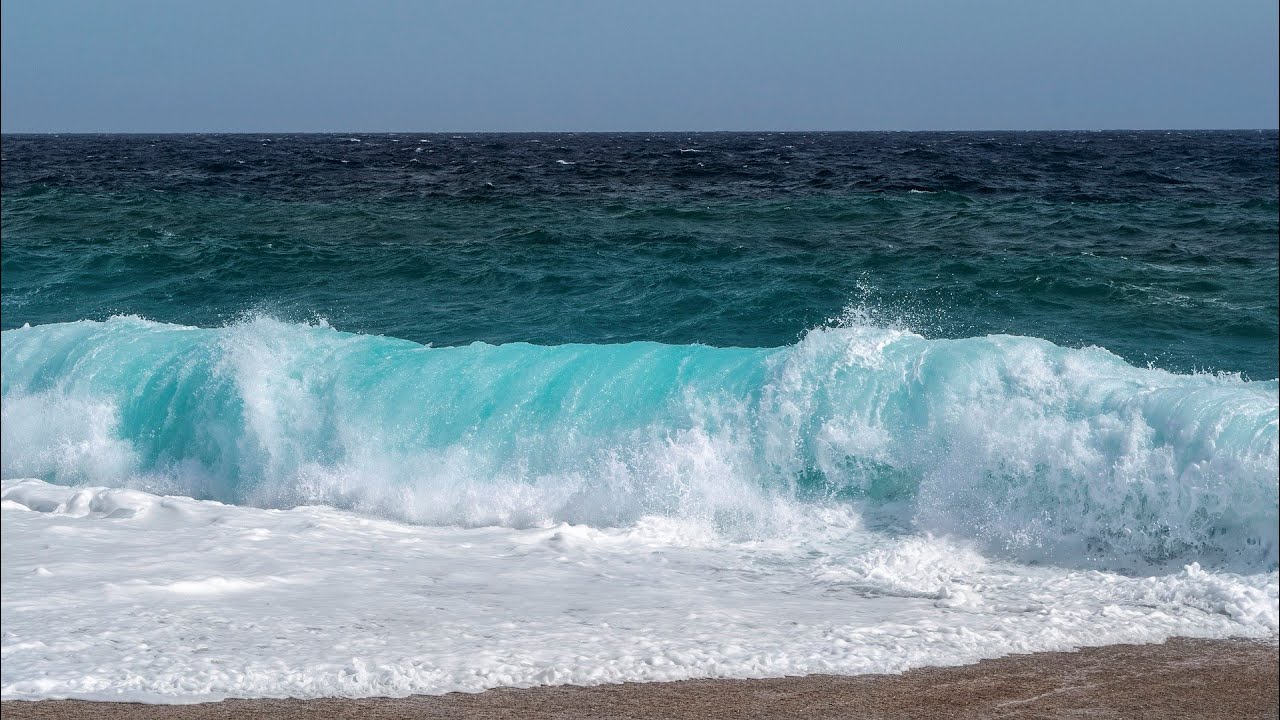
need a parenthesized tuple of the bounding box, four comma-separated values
(3, 131, 1277, 378)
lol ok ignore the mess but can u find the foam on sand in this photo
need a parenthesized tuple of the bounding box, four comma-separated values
(2, 479, 1275, 702)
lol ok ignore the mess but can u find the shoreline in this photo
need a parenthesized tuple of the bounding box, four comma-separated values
(3, 638, 1275, 719)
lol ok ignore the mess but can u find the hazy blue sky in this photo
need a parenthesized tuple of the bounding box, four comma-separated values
(2, 0, 1277, 132)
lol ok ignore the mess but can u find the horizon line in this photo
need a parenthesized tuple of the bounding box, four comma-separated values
(2, 127, 1278, 136)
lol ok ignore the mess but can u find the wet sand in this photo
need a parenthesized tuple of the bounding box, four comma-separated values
(3, 638, 1276, 719)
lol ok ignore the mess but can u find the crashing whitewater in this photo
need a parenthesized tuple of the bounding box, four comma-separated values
(2, 316, 1277, 701)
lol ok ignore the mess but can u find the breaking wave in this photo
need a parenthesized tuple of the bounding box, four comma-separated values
(2, 315, 1276, 571)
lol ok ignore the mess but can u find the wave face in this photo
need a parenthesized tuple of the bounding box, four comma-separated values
(2, 316, 1277, 571)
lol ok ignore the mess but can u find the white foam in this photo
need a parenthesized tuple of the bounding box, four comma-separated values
(2, 479, 1274, 702)
(0, 392, 140, 485)
(3, 316, 1275, 571)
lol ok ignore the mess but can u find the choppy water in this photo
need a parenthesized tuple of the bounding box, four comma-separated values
(1, 132, 1277, 702)
(3, 132, 1277, 377)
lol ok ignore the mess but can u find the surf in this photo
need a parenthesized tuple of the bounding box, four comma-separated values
(2, 314, 1276, 572)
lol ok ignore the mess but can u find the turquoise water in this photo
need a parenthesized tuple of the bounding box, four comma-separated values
(4, 315, 1276, 570)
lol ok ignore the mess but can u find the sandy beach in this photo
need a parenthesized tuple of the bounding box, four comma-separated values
(2, 638, 1275, 719)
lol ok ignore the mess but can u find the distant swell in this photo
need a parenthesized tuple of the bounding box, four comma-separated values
(2, 316, 1277, 571)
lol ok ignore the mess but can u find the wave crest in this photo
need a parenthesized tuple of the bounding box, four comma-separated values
(2, 315, 1276, 570)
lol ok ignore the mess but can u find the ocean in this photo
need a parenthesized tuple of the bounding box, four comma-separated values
(1, 131, 1277, 701)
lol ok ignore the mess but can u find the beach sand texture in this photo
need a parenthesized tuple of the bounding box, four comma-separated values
(3, 638, 1275, 720)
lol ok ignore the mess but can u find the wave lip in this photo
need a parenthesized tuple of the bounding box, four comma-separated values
(2, 315, 1277, 571)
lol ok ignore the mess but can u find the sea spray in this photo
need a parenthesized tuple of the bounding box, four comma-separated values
(3, 315, 1276, 571)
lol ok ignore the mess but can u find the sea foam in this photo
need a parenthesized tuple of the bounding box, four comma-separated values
(1, 478, 1276, 702)
(2, 315, 1276, 571)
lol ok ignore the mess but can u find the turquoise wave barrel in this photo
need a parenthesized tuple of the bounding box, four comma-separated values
(2, 316, 1277, 570)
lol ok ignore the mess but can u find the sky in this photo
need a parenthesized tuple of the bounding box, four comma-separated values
(2, 0, 1277, 132)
